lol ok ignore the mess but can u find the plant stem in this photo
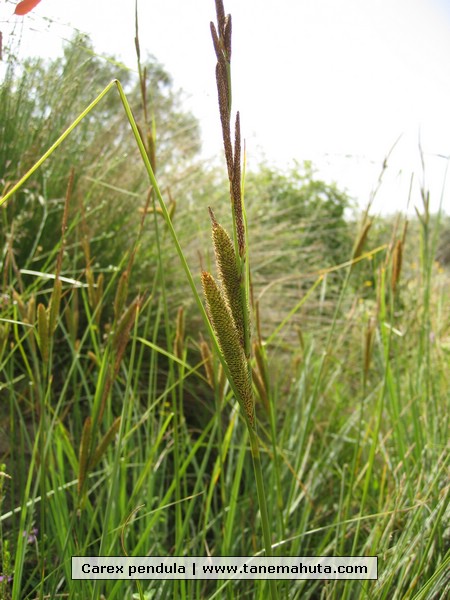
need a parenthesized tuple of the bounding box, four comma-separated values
(248, 426, 279, 600)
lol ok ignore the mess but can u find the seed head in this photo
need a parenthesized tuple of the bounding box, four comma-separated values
(202, 271, 254, 425)
(209, 210, 244, 346)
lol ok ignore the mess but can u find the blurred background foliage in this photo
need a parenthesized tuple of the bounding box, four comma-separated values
(1, 34, 370, 339)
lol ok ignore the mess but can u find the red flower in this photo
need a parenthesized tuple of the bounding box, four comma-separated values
(14, 0, 42, 16)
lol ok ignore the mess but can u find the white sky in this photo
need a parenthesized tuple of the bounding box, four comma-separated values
(2, 0, 450, 215)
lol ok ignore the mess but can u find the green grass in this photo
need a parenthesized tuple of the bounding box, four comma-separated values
(1, 2, 449, 599)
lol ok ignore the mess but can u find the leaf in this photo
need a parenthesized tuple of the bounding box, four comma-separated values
(89, 417, 121, 471)
(78, 417, 92, 496)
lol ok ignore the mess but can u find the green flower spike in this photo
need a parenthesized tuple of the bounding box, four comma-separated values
(201, 270, 254, 426)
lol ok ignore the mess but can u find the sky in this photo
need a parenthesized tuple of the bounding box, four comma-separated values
(2, 0, 450, 215)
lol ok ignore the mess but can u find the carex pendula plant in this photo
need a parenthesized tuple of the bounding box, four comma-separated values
(201, 3, 279, 598)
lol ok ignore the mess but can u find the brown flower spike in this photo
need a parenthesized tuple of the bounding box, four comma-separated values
(203, 0, 254, 427)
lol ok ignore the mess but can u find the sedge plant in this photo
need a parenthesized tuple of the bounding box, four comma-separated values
(1, 1, 278, 597)
(201, 4, 279, 599)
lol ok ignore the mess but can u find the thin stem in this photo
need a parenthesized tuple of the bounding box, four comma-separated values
(249, 426, 279, 600)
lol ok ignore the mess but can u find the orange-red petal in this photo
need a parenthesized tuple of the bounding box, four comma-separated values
(15, 0, 42, 16)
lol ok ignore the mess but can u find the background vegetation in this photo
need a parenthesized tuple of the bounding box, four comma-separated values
(1, 29, 449, 600)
